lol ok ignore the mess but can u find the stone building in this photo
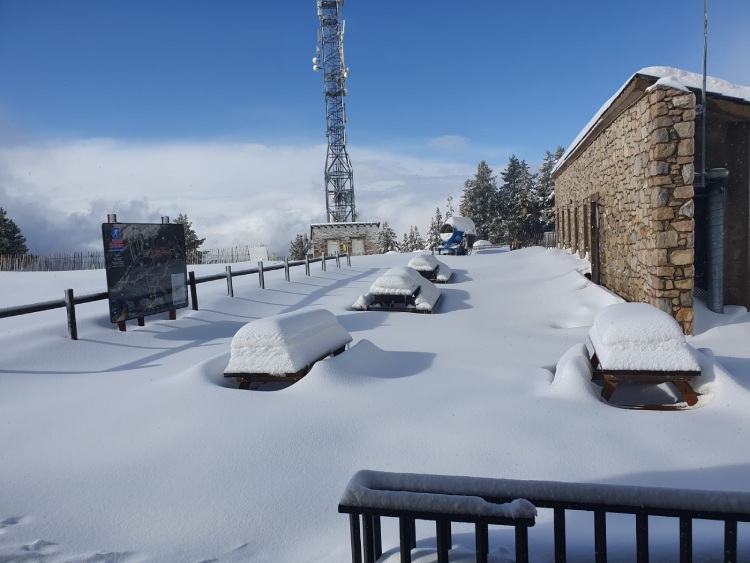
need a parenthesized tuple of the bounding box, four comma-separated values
(309, 222, 381, 257)
(553, 67, 750, 334)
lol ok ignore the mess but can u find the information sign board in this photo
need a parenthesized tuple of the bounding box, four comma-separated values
(102, 223, 188, 323)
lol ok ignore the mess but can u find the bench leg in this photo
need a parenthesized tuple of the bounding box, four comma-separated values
(674, 381, 699, 406)
(601, 379, 618, 402)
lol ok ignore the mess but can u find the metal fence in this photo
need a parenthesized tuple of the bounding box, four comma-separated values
(0, 253, 349, 340)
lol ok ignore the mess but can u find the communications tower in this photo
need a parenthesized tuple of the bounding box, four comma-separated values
(313, 0, 355, 223)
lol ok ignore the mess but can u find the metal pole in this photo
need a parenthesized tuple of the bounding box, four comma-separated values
(258, 261, 265, 289)
(701, 0, 708, 189)
(64, 289, 77, 340)
(226, 265, 234, 297)
(189, 271, 199, 310)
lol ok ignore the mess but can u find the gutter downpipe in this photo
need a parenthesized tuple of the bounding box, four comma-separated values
(702, 0, 725, 314)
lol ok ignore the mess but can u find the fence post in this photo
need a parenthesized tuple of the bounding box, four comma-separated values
(64, 289, 78, 340)
(305, 255, 310, 276)
(322, 253, 327, 271)
(284, 258, 290, 281)
(335, 251, 340, 268)
(189, 271, 199, 310)
(347, 252, 351, 266)
(259, 261, 265, 289)
(226, 265, 234, 297)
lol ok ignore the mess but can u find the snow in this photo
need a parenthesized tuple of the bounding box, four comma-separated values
(588, 303, 701, 371)
(352, 266, 441, 312)
(224, 308, 352, 375)
(646, 75, 690, 93)
(1, 248, 750, 561)
(407, 254, 453, 283)
(341, 470, 537, 520)
(407, 253, 440, 272)
(555, 66, 750, 173)
(473, 239, 492, 249)
(369, 266, 423, 296)
(440, 216, 476, 239)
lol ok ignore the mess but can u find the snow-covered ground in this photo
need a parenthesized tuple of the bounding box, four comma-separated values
(1, 247, 749, 562)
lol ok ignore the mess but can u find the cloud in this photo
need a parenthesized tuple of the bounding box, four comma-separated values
(0, 139, 475, 255)
(427, 135, 470, 153)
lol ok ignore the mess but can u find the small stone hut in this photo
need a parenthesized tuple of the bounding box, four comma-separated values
(310, 222, 380, 257)
(553, 66, 750, 334)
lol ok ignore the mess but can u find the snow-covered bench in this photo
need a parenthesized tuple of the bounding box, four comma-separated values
(407, 254, 453, 283)
(224, 308, 352, 389)
(588, 303, 701, 408)
(339, 470, 536, 563)
(352, 266, 441, 313)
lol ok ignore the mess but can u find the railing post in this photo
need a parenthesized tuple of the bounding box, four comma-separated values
(679, 517, 692, 563)
(189, 271, 199, 310)
(64, 289, 77, 340)
(725, 519, 738, 563)
(349, 513, 363, 563)
(284, 258, 290, 281)
(554, 507, 567, 563)
(226, 265, 234, 297)
(363, 515, 376, 563)
(436, 520, 451, 563)
(399, 518, 414, 563)
(475, 523, 489, 563)
(515, 525, 530, 563)
(635, 513, 649, 563)
(305, 254, 310, 276)
(594, 510, 607, 563)
(258, 260, 265, 289)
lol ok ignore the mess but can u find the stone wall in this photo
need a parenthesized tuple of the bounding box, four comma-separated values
(310, 222, 381, 257)
(554, 85, 696, 334)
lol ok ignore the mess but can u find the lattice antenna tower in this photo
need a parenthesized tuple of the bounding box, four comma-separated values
(313, 0, 355, 223)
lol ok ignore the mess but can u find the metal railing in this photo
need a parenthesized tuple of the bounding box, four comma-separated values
(339, 470, 750, 563)
(0, 253, 349, 339)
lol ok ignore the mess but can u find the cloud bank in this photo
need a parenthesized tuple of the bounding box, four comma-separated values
(0, 139, 475, 255)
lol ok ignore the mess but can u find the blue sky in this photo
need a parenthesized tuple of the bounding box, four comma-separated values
(1, 0, 749, 253)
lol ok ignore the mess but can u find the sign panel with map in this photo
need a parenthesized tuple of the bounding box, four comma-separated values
(102, 223, 189, 323)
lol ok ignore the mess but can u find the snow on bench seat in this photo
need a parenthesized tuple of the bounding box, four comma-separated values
(224, 308, 352, 379)
(588, 303, 700, 372)
(407, 254, 453, 283)
(352, 266, 441, 313)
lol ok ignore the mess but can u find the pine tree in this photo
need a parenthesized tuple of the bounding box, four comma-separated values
(536, 146, 565, 232)
(174, 213, 206, 261)
(377, 221, 399, 253)
(288, 234, 306, 260)
(501, 156, 537, 245)
(426, 207, 442, 251)
(409, 225, 425, 251)
(400, 231, 411, 252)
(459, 161, 498, 241)
(0, 207, 28, 255)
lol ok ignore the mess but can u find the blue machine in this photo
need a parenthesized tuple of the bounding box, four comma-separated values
(437, 216, 477, 255)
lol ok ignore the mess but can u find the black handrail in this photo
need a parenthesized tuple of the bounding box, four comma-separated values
(340, 470, 750, 563)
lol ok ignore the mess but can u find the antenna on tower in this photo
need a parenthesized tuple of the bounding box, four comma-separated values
(313, 0, 355, 223)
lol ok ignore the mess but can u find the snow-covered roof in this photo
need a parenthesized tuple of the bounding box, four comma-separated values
(554, 66, 750, 174)
(224, 308, 352, 375)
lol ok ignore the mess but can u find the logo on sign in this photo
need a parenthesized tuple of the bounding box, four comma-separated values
(110, 227, 124, 252)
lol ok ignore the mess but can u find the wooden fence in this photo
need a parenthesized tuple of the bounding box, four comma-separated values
(0, 245, 270, 272)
